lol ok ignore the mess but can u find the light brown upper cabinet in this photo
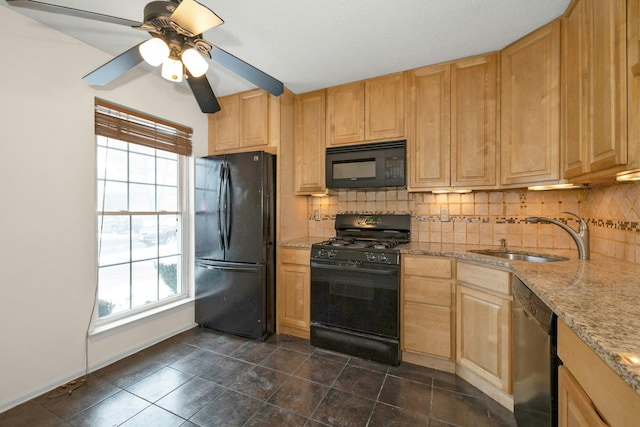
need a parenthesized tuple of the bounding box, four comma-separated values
(451, 54, 498, 188)
(407, 63, 451, 189)
(294, 90, 326, 195)
(501, 20, 561, 186)
(408, 54, 498, 191)
(326, 73, 405, 146)
(208, 89, 281, 154)
(562, 0, 628, 180)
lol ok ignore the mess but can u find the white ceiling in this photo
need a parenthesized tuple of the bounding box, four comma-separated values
(2, 0, 570, 97)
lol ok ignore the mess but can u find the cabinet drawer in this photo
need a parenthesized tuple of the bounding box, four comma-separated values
(280, 248, 310, 265)
(404, 276, 452, 306)
(403, 255, 452, 278)
(457, 262, 510, 295)
(403, 302, 452, 359)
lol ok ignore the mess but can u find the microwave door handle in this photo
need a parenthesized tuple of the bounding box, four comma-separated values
(217, 163, 225, 250)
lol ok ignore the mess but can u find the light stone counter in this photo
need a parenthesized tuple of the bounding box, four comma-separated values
(277, 237, 322, 248)
(399, 242, 640, 397)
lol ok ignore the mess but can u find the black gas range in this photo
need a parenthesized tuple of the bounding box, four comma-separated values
(310, 214, 410, 365)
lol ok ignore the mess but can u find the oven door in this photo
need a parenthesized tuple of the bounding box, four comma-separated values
(310, 260, 399, 338)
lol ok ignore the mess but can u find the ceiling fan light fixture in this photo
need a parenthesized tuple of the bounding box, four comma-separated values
(161, 57, 183, 82)
(139, 37, 169, 67)
(182, 48, 209, 77)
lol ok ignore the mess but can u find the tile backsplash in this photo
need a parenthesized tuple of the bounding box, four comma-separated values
(307, 181, 640, 264)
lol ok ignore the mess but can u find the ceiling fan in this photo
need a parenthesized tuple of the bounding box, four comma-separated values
(7, 0, 285, 114)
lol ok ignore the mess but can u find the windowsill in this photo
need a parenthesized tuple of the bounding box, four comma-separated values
(89, 297, 195, 340)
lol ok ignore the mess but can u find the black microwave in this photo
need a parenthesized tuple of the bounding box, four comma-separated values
(325, 140, 406, 189)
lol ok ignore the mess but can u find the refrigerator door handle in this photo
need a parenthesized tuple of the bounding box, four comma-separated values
(196, 262, 259, 273)
(224, 164, 231, 249)
(217, 163, 225, 250)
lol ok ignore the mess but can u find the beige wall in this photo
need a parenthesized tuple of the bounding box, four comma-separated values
(0, 7, 208, 412)
(308, 182, 640, 264)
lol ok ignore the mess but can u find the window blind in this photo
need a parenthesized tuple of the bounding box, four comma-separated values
(94, 98, 193, 156)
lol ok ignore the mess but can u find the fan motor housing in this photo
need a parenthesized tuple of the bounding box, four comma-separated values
(143, 1, 178, 28)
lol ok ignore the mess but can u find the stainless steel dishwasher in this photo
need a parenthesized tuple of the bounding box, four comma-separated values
(513, 277, 560, 427)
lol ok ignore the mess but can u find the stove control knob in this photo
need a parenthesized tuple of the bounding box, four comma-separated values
(318, 249, 327, 258)
(366, 252, 378, 262)
(379, 254, 388, 263)
(328, 250, 337, 259)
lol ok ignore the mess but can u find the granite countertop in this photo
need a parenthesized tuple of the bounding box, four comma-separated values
(278, 236, 320, 248)
(277, 238, 640, 396)
(400, 242, 640, 397)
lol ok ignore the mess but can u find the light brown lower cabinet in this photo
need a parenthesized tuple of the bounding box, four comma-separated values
(277, 247, 310, 339)
(456, 262, 512, 403)
(558, 365, 608, 427)
(401, 255, 455, 369)
(557, 320, 640, 427)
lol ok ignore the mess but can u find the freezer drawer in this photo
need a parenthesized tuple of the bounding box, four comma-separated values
(195, 259, 272, 341)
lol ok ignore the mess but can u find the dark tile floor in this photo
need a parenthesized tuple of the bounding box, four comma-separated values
(0, 328, 517, 426)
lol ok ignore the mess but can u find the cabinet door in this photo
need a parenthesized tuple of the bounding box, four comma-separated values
(407, 63, 451, 189)
(403, 301, 452, 359)
(558, 366, 609, 427)
(451, 54, 498, 187)
(326, 81, 365, 145)
(501, 20, 560, 186)
(208, 94, 239, 153)
(294, 91, 326, 194)
(366, 73, 405, 140)
(278, 263, 310, 332)
(456, 285, 511, 393)
(562, 0, 589, 178)
(239, 89, 269, 148)
(588, 0, 627, 173)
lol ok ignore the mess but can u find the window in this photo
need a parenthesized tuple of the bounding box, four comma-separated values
(95, 99, 192, 321)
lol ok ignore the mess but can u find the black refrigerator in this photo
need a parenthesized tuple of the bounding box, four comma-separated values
(194, 151, 275, 341)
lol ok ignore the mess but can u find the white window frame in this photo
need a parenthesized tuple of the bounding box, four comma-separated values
(94, 136, 191, 326)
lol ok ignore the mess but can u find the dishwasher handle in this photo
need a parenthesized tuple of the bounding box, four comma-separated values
(513, 277, 554, 334)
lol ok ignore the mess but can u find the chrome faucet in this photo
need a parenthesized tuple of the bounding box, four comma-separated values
(525, 212, 590, 260)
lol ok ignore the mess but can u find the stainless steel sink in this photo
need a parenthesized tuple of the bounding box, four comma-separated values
(468, 249, 568, 263)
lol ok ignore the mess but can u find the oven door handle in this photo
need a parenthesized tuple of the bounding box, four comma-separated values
(310, 261, 398, 275)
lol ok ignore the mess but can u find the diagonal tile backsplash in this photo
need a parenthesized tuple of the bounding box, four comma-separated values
(307, 181, 640, 264)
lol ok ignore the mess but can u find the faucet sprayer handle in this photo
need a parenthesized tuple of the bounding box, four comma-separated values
(562, 211, 588, 232)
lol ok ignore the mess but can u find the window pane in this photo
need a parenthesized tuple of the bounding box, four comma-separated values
(159, 256, 180, 298)
(129, 152, 155, 184)
(98, 136, 127, 150)
(98, 264, 130, 316)
(98, 215, 131, 266)
(132, 260, 159, 308)
(97, 146, 128, 182)
(159, 215, 179, 257)
(157, 157, 177, 186)
(130, 183, 155, 211)
(134, 216, 158, 261)
(157, 150, 177, 160)
(158, 186, 178, 211)
(130, 144, 155, 155)
(98, 180, 128, 211)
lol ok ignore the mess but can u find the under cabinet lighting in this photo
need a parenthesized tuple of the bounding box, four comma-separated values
(431, 189, 472, 194)
(528, 183, 586, 191)
(616, 169, 640, 182)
